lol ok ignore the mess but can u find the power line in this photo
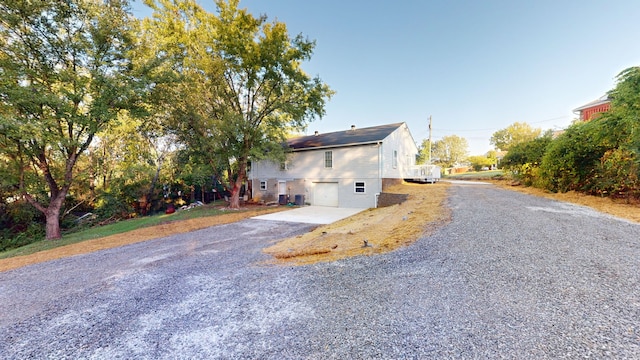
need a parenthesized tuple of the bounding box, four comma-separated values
(431, 115, 572, 133)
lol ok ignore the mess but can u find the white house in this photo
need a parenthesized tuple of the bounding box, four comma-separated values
(248, 122, 420, 208)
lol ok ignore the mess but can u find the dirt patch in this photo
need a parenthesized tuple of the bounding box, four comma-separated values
(263, 182, 451, 265)
(0, 207, 284, 273)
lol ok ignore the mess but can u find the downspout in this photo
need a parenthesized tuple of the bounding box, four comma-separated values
(376, 141, 382, 208)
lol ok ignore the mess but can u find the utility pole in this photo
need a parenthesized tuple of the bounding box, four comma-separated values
(428, 115, 432, 164)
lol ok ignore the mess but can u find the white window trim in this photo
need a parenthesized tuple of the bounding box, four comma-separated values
(259, 180, 267, 191)
(393, 150, 398, 169)
(354, 181, 366, 194)
(324, 151, 333, 169)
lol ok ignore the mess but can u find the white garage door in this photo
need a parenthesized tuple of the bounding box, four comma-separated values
(314, 182, 339, 207)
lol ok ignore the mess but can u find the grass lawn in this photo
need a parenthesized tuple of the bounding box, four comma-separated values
(2, 177, 638, 272)
(0, 202, 277, 261)
(444, 170, 504, 180)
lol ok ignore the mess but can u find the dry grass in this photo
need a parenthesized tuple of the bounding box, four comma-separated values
(263, 182, 451, 265)
(0, 207, 284, 273)
(491, 180, 640, 223)
(5, 178, 634, 273)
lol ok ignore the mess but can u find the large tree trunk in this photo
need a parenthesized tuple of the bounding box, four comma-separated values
(228, 177, 242, 208)
(26, 148, 79, 240)
(34, 192, 66, 240)
(21, 164, 69, 240)
(44, 206, 62, 240)
(228, 158, 247, 209)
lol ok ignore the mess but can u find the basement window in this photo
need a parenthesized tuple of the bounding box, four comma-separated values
(259, 180, 267, 191)
(354, 181, 366, 193)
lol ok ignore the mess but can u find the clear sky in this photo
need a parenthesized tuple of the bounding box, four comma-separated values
(131, 0, 640, 155)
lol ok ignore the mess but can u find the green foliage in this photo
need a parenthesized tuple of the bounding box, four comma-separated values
(503, 135, 552, 166)
(94, 193, 133, 221)
(0, 0, 151, 239)
(491, 122, 542, 151)
(0, 201, 45, 252)
(143, 0, 333, 207)
(431, 135, 468, 168)
(590, 148, 640, 199)
(0, 222, 45, 252)
(0, 203, 248, 259)
(467, 155, 495, 171)
(510, 163, 543, 187)
(416, 139, 431, 164)
(539, 121, 604, 192)
(534, 66, 640, 198)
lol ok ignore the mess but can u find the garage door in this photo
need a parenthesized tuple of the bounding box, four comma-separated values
(314, 182, 339, 207)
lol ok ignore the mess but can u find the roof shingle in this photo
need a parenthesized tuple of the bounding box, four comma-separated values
(287, 123, 404, 150)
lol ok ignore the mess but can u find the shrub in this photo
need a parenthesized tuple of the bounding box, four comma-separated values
(502, 136, 552, 169)
(591, 148, 640, 199)
(0, 222, 45, 252)
(540, 122, 606, 193)
(94, 193, 132, 221)
(510, 163, 543, 187)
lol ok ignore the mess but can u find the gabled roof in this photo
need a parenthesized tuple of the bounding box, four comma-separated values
(573, 95, 610, 112)
(288, 122, 405, 150)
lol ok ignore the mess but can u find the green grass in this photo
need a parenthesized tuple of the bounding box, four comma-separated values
(444, 170, 504, 180)
(0, 201, 237, 260)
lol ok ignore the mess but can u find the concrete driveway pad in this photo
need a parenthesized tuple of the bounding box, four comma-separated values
(251, 205, 365, 224)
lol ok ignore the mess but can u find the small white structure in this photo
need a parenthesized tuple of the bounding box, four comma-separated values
(249, 122, 421, 208)
(408, 164, 441, 184)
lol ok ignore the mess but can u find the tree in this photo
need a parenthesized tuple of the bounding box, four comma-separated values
(431, 135, 468, 168)
(490, 122, 541, 151)
(540, 121, 606, 193)
(88, 113, 175, 217)
(0, 0, 147, 239)
(144, 0, 333, 208)
(501, 131, 553, 168)
(602, 66, 640, 151)
(416, 139, 431, 164)
(468, 155, 495, 171)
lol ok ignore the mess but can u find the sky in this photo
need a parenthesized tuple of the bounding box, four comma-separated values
(131, 0, 640, 155)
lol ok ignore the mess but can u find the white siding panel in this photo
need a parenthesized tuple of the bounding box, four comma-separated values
(338, 179, 376, 208)
(287, 145, 379, 180)
(249, 124, 423, 208)
(381, 124, 419, 179)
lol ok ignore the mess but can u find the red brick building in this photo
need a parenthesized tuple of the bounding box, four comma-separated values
(573, 95, 611, 121)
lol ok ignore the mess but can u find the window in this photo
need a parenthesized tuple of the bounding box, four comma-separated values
(393, 150, 398, 168)
(259, 180, 267, 191)
(324, 151, 333, 168)
(280, 161, 288, 171)
(354, 181, 365, 193)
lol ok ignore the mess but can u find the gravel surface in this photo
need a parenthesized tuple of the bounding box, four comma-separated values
(2, 182, 640, 359)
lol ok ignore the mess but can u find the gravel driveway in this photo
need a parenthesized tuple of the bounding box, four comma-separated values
(2, 182, 640, 359)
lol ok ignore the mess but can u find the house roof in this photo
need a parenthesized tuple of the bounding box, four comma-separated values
(287, 122, 405, 150)
(573, 95, 610, 112)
